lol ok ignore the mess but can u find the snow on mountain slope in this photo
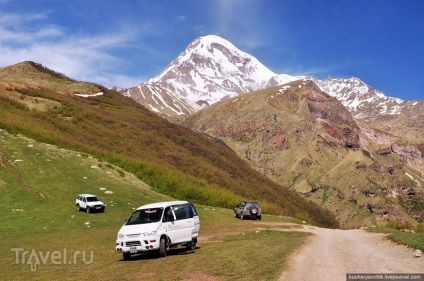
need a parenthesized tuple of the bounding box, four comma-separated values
(313, 77, 405, 120)
(121, 34, 421, 127)
(123, 35, 302, 115)
(123, 83, 193, 115)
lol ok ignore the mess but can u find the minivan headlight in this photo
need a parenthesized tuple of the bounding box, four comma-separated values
(118, 234, 124, 239)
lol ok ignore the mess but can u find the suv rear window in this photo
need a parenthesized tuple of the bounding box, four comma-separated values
(246, 202, 259, 208)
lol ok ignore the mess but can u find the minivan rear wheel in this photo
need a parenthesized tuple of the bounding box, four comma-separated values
(186, 239, 196, 250)
(86, 207, 90, 213)
(159, 238, 167, 257)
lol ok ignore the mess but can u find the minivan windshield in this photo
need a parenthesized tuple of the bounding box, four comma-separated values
(125, 208, 164, 225)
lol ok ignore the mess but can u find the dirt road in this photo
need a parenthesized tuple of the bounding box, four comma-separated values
(279, 227, 424, 280)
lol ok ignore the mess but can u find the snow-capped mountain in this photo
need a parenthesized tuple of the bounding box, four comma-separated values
(122, 35, 422, 139)
(122, 35, 302, 115)
(311, 76, 423, 139)
(313, 77, 404, 119)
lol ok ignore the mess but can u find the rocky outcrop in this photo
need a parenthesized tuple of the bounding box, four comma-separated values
(391, 142, 423, 173)
(376, 147, 391, 156)
(392, 143, 422, 159)
(184, 79, 424, 227)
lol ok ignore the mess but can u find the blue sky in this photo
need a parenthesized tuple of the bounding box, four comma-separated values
(0, 0, 423, 101)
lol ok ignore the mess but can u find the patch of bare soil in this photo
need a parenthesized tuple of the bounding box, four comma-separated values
(198, 222, 301, 243)
(1, 151, 45, 198)
(279, 228, 424, 281)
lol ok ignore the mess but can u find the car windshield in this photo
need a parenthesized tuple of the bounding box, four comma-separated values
(125, 208, 164, 225)
(86, 196, 100, 202)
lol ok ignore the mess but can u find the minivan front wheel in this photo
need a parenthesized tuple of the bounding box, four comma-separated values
(123, 252, 131, 260)
(159, 238, 167, 257)
(86, 207, 90, 213)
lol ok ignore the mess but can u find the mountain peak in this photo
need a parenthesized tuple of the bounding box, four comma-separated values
(195, 35, 237, 49)
(125, 35, 300, 115)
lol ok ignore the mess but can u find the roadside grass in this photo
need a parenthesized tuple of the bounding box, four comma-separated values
(365, 227, 397, 234)
(0, 131, 309, 280)
(366, 228, 424, 251)
(387, 233, 424, 251)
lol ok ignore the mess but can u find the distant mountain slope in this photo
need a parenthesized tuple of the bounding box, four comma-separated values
(0, 61, 338, 228)
(122, 35, 423, 141)
(313, 77, 424, 141)
(183, 79, 424, 227)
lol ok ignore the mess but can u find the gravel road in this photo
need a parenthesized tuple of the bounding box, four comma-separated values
(279, 227, 424, 280)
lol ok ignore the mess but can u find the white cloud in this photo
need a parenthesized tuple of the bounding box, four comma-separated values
(0, 11, 143, 88)
(276, 58, 373, 78)
(0, 12, 47, 26)
(93, 73, 148, 89)
(208, 0, 269, 52)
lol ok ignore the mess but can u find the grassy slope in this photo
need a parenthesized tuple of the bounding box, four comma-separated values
(0, 61, 100, 94)
(0, 131, 310, 280)
(0, 62, 338, 228)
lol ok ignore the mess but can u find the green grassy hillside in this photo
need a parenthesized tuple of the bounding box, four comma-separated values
(0, 130, 311, 280)
(0, 61, 338, 228)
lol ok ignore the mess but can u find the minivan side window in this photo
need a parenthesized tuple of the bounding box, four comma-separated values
(173, 205, 190, 220)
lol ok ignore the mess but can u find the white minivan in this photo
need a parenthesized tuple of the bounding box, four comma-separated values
(116, 201, 200, 259)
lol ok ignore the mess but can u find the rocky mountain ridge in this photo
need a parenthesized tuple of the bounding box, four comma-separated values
(121, 35, 423, 142)
(183, 79, 424, 227)
(313, 76, 424, 141)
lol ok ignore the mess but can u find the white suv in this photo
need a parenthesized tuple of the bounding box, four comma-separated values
(116, 201, 200, 259)
(75, 194, 105, 213)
